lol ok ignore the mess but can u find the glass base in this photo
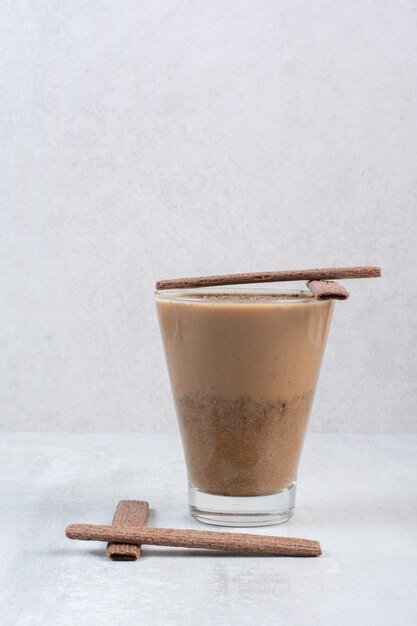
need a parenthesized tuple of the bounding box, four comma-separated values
(189, 482, 296, 527)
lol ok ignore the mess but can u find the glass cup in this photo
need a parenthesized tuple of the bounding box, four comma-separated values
(155, 287, 334, 526)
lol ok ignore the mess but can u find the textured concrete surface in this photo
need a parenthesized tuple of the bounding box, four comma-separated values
(0, 2, 416, 431)
(1, 433, 416, 625)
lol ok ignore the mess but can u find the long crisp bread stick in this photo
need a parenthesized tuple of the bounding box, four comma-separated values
(106, 500, 149, 561)
(66, 524, 321, 557)
(155, 266, 381, 291)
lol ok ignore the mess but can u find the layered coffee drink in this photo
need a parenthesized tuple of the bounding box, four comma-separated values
(155, 288, 333, 526)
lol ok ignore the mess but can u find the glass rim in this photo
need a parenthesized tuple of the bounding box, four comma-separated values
(154, 286, 327, 305)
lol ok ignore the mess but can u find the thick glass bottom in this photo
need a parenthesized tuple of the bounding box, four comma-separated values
(189, 482, 296, 527)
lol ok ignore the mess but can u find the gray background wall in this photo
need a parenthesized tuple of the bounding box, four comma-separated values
(1, 1, 416, 432)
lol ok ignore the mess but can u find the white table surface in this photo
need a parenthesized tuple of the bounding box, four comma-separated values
(1, 433, 416, 626)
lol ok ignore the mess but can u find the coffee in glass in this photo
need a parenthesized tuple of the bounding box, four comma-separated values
(155, 288, 333, 526)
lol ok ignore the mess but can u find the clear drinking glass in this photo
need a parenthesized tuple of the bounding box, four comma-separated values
(155, 287, 334, 526)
